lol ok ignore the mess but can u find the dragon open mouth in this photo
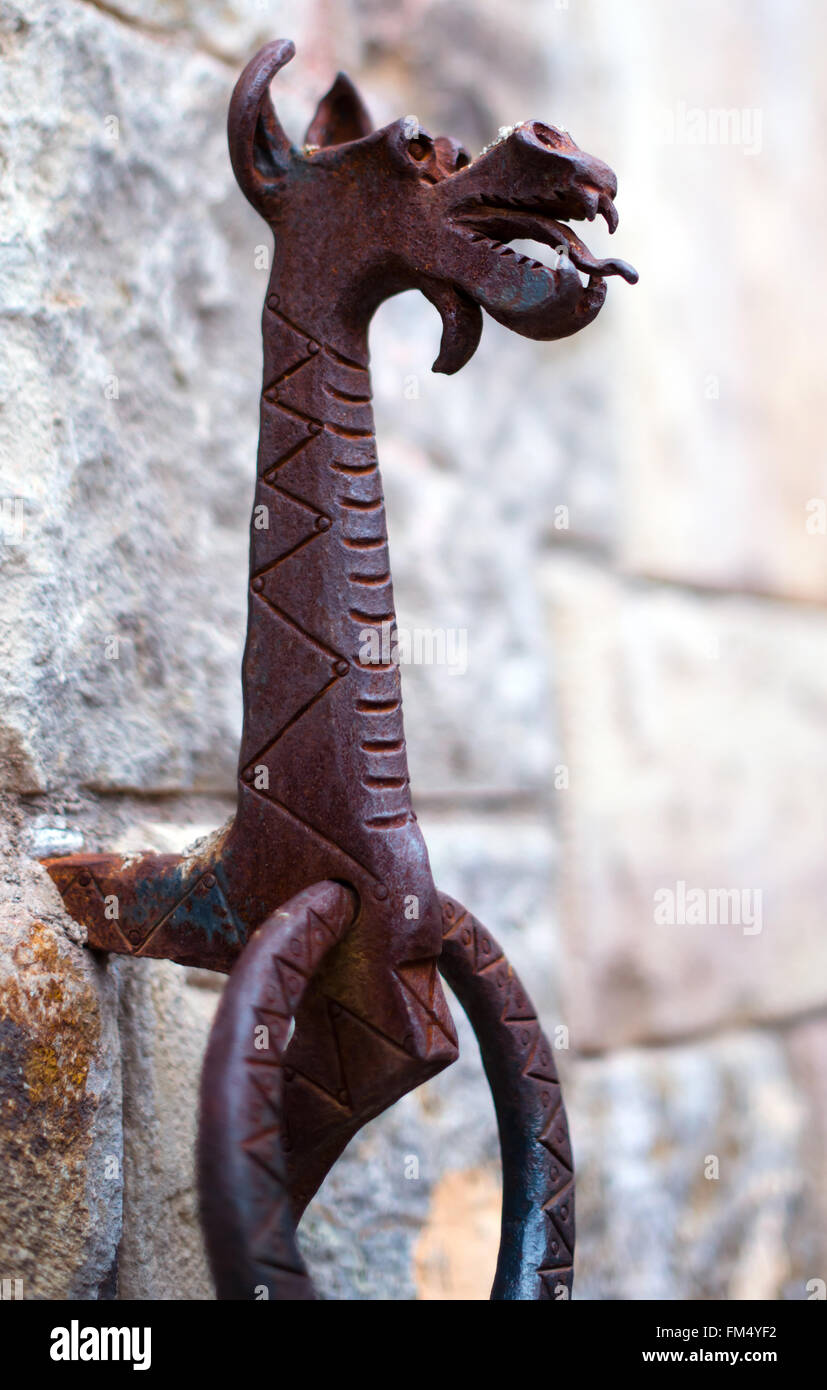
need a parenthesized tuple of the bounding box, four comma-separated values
(405, 119, 638, 360)
(453, 195, 638, 286)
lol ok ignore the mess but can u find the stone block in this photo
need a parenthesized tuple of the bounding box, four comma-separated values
(544, 556, 827, 1049)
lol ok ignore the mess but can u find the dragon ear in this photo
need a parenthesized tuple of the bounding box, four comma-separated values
(305, 72, 373, 147)
(228, 40, 296, 212)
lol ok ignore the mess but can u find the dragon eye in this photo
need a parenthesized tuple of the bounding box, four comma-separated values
(408, 137, 431, 160)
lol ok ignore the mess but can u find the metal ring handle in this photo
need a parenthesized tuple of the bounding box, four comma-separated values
(438, 893, 575, 1300)
(197, 882, 574, 1300)
(197, 880, 356, 1300)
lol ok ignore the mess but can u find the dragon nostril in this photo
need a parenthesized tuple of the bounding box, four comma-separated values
(533, 123, 567, 150)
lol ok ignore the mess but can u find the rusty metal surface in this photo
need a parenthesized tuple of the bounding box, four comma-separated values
(43, 38, 636, 1299)
(439, 895, 574, 1300)
(201, 886, 574, 1300)
(198, 880, 357, 1300)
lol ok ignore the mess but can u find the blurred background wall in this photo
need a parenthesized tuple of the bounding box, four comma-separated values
(1, 0, 825, 1298)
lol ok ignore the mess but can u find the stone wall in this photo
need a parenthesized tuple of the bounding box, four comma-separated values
(1, 0, 824, 1299)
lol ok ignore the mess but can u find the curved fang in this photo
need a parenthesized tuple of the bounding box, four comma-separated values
(421, 278, 483, 374)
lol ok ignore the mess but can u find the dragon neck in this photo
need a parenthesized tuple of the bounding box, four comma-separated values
(233, 285, 415, 874)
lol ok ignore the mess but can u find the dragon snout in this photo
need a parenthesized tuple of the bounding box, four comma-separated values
(514, 121, 621, 232)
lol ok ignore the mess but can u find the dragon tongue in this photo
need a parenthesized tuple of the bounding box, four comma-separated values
(520, 215, 638, 285)
(572, 251, 638, 284)
(553, 221, 637, 283)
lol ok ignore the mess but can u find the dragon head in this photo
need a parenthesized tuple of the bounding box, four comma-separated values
(231, 39, 637, 370)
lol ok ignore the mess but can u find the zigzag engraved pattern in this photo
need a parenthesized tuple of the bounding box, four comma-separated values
(241, 302, 412, 852)
(438, 893, 575, 1301)
(55, 857, 244, 962)
(197, 881, 462, 1301)
(199, 882, 574, 1301)
(198, 881, 356, 1300)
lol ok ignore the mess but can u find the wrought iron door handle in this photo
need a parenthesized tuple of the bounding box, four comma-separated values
(43, 37, 635, 1301)
(197, 886, 573, 1300)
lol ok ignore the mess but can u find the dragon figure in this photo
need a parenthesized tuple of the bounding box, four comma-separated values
(44, 39, 636, 1300)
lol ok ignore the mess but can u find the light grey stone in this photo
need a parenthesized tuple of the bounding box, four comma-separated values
(303, 1023, 821, 1301)
(586, 0, 827, 601)
(0, 0, 258, 795)
(116, 958, 218, 1299)
(422, 809, 563, 1018)
(71, 0, 362, 71)
(544, 554, 827, 1051)
(572, 1030, 816, 1301)
(22, 814, 85, 858)
(375, 303, 562, 796)
(346, 0, 633, 796)
(784, 1018, 827, 1285)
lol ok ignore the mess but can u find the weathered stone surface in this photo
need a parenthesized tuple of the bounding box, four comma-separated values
(0, 0, 258, 794)
(0, 813, 122, 1298)
(22, 812, 85, 859)
(572, 1030, 816, 1301)
(785, 1018, 827, 1283)
(366, 2, 629, 794)
(413, 1166, 501, 1300)
(361, 0, 827, 605)
(544, 555, 827, 1050)
(0, 0, 616, 804)
(116, 958, 218, 1299)
(375, 303, 561, 796)
(422, 809, 562, 1020)
(72, 0, 361, 71)
(589, 0, 827, 601)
